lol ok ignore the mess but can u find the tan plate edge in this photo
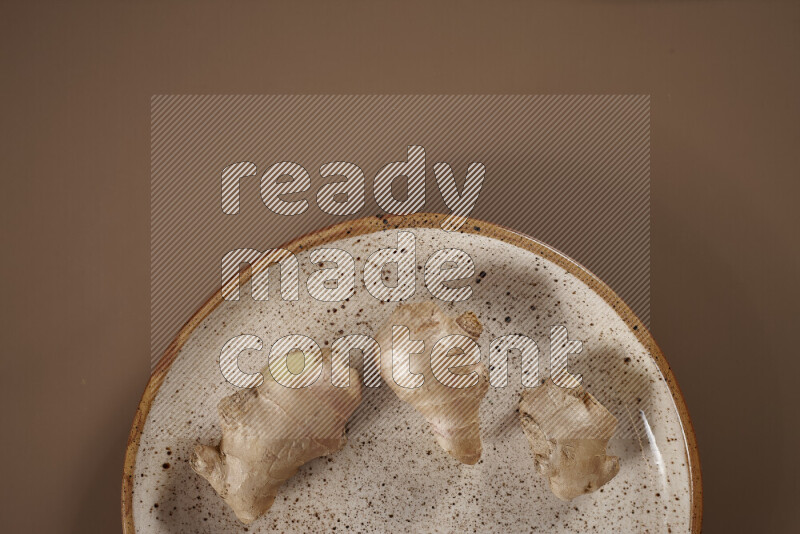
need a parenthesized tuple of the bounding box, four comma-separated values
(121, 213, 702, 533)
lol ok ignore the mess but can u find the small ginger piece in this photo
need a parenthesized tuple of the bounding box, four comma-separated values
(519, 380, 619, 500)
(376, 302, 489, 464)
(191, 349, 361, 524)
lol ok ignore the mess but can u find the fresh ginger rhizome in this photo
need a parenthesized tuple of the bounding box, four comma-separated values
(192, 146, 616, 525)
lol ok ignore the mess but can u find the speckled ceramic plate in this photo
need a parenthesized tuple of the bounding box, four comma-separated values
(123, 214, 702, 533)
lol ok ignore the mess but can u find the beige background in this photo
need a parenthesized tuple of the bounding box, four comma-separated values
(1, 1, 798, 533)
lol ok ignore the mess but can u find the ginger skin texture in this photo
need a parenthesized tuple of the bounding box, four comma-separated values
(519, 380, 620, 500)
(191, 350, 361, 524)
(376, 302, 489, 465)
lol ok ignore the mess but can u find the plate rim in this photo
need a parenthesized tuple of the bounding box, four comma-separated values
(121, 213, 702, 533)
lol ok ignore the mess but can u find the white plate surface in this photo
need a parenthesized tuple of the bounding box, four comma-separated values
(131, 227, 693, 533)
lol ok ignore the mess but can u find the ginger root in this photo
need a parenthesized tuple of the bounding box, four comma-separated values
(519, 380, 619, 500)
(376, 302, 488, 464)
(191, 349, 361, 524)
